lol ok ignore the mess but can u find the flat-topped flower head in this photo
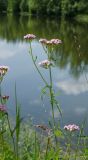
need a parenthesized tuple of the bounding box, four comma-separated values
(50, 39, 62, 45)
(0, 105, 7, 113)
(24, 34, 36, 40)
(39, 38, 52, 45)
(39, 38, 62, 46)
(64, 124, 80, 132)
(38, 60, 52, 69)
(39, 38, 47, 44)
(0, 66, 9, 81)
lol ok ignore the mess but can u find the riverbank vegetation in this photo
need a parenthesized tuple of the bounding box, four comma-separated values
(0, 0, 88, 18)
(0, 34, 88, 159)
(74, 14, 88, 23)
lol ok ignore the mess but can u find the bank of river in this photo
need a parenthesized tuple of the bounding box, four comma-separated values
(75, 14, 88, 23)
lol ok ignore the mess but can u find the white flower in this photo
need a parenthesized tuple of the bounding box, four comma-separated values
(38, 60, 52, 69)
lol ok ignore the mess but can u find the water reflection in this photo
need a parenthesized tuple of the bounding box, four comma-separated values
(0, 14, 88, 126)
(56, 77, 88, 95)
(0, 14, 88, 78)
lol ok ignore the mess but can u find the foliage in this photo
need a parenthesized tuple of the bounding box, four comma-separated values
(0, 0, 88, 17)
(0, 0, 7, 12)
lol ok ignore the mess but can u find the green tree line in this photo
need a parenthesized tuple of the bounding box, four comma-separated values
(0, 0, 88, 16)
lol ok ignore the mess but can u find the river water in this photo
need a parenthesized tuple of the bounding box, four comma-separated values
(0, 14, 88, 128)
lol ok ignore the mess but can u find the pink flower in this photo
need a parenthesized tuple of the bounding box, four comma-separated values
(39, 39, 52, 45)
(38, 60, 52, 69)
(39, 38, 47, 44)
(39, 38, 62, 46)
(0, 105, 7, 113)
(24, 34, 36, 40)
(50, 39, 62, 44)
(64, 124, 80, 132)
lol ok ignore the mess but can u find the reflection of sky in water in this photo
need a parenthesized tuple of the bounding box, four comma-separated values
(0, 39, 88, 127)
(55, 71, 88, 95)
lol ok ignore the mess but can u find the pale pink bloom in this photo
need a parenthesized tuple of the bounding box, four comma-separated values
(46, 40, 53, 45)
(24, 34, 36, 40)
(50, 39, 62, 44)
(39, 38, 47, 44)
(38, 60, 52, 69)
(0, 105, 7, 113)
(39, 39, 52, 45)
(64, 124, 80, 132)
(39, 38, 62, 46)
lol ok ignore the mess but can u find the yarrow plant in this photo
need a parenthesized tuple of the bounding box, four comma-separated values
(64, 124, 80, 132)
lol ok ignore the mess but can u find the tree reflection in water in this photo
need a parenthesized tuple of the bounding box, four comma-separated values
(0, 14, 88, 78)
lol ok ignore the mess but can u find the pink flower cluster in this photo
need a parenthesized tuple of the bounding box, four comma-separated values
(23, 34, 62, 45)
(39, 38, 62, 45)
(38, 60, 52, 69)
(64, 124, 80, 132)
(0, 66, 9, 77)
(0, 105, 7, 113)
(51, 39, 62, 44)
(24, 34, 36, 40)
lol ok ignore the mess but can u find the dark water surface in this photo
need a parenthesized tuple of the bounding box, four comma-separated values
(0, 14, 88, 128)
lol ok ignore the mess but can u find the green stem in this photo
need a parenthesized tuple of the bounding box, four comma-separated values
(34, 131, 37, 160)
(29, 42, 48, 86)
(49, 66, 58, 145)
(42, 44, 48, 54)
(45, 137, 50, 160)
(6, 114, 16, 154)
(15, 84, 20, 160)
(49, 66, 55, 127)
(65, 132, 72, 159)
